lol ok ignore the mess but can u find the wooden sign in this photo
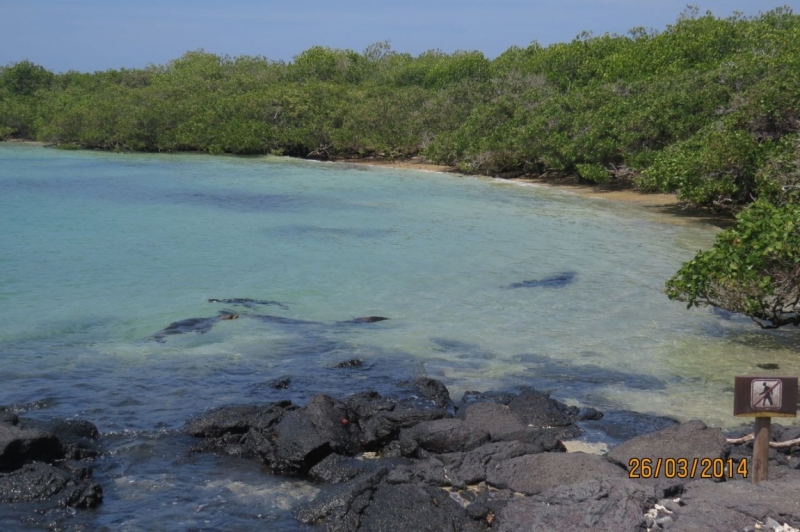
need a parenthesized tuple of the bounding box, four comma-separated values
(733, 375, 797, 485)
(733, 376, 798, 418)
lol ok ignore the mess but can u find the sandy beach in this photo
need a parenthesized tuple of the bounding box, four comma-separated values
(340, 157, 734, 228)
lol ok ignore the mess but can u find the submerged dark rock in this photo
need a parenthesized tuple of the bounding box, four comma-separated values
(263, 377, 291, 389)
(247, 314, 322, 326)
(149, 312, 239, 341)
(333, 359, 364, 369)
(404, 377, 453, 410)
(335, 316, 391, 325)
(349, 316, 390, 323)
(506, 271, 577, 289)
(580, 409, 678, 442)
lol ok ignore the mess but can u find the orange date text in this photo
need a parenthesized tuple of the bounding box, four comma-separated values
(628, 458, 748, 479)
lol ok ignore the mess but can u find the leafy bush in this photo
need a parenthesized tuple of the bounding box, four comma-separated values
(666, 200, 800, 328)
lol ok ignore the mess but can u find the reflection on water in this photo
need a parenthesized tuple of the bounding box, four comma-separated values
(1, 144, 798, 529)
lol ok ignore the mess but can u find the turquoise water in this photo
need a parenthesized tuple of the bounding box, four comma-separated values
(1, 144, 798, 529)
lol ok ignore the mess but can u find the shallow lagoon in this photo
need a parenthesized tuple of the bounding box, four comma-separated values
(1, 144, 798, 529)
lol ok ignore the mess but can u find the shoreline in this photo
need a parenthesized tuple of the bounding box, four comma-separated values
(340, 157, 735, 228)
(0, 141, 733, 228)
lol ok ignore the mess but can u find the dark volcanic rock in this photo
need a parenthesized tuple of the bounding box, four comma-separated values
(333, 359, 363, 369)
(441, 441, 542, 487)
(577, 407, 604, 421)
(266, 377, 291, 389)
(459, 390, 517, 407)
(345, 392, 449, 449)
(190, 380, 613, 531)
(385, 456, 450, 486)
(186, 402, 293, 438)
(405, 377, 454, 409)
(0, 415, 102, 511)
(673, 477, 800, 530)
(308, 453, 388, 484)
(358, 483, 480, 532)
(399, 418, 490, 457)
(269, 395, 360, 474)
(506, 388, 579, 427)
(187, 402, 295, 458)
(190, 395, 363, 474)
(0, 423, 62, 472)
(458, 396, 581, 450)
(19, 418, 99, 460)
(497, 478, 655, 531)
(458, 390, 517, 409)
(459, 402, 524, 438)
(0, 411, 19, 425)
(486, 452, 627, 495)
(295, 468, 388, 529)
(387, 440, 552, 491)
(187, 381, 800, 532)
(0, 462, 102, 508)
(607, 420, 728, 478)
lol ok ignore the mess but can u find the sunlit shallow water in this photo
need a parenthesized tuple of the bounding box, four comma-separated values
(1, 144, 798, 529)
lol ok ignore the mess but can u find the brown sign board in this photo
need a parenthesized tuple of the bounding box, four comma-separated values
(734, 376, 798, 417)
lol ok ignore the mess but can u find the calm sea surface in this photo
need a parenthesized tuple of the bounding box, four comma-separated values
(1, 144, 798, 530)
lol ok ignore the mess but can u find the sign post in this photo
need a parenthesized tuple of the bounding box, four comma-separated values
(734, 376, 798, 484)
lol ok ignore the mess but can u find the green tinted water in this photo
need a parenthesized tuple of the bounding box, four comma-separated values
(2, 144, 798, 429)
(1, 144, 799, 528)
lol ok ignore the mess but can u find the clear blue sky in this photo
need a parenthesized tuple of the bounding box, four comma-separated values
(1, 1, 797, 72)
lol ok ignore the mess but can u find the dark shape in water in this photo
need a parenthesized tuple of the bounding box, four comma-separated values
(149, 313, 239, 342)
(267, 377, 292, 389)
(430, 337, 496, 360)
(507, 271, 577, 289)
(208, 298, 289, 310)
(757, 363, 780, 370)
(710, 306, 736, 320)
(247, 314, 322, 326)
(332, 359, 363, 369)
(338, 316, 390, 324)
(580, 409, 678, 442)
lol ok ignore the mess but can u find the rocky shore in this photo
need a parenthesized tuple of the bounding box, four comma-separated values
(2, 379, 800, 531)
(0, 408, 103, 511)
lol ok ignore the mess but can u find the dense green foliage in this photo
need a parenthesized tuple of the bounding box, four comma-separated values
(2, 7, 799, 327)
(666, 199, 800, 328)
